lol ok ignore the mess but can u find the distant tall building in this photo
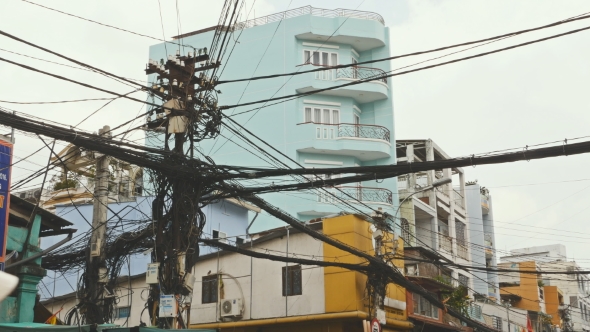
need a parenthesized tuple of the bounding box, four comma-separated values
(148, 6, 397, 231)
(465, 182, 500, 301)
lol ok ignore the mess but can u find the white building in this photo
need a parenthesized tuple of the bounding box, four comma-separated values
(502, 244, 590, 331)
(396, 139, 474, 296)
(42, 214, 413, 331)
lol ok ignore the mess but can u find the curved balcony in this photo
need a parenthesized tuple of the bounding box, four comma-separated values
(338, 123, 390, 142)
(319, 186, 393, 205)
(296, 65, 389, 103)
(295, 122, 391, 161)
(336, 66, 387, 84)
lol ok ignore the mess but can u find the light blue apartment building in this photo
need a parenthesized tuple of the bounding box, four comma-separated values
(148, 6, 398, 231)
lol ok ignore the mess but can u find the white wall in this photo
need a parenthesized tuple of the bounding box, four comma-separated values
(43, 276, 149, 327)
(479, 302, 527, 331)
(189, 231, 325, 324)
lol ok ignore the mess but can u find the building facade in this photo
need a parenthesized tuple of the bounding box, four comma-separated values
(44, 214, 413, 331)
(395, 139, 475, 298)
(465, 183, 500, 301)
(502, 244, 590, 331)
(148, 6, 398, 232)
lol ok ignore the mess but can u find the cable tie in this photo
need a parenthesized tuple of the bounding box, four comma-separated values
(375, 173, 383, 184)
(470, 154, 476, 168)
(563, 138, 568, 156)
(523, 145, 530, 162)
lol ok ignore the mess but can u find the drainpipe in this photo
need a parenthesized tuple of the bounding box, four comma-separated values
(246, 213, 259, 320)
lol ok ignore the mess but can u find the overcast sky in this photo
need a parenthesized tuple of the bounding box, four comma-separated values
(1, 0, 590, 267)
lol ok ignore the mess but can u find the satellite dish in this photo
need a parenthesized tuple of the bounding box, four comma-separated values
(0, 271, 18, 302)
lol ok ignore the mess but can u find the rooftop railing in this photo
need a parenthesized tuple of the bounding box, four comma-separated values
(234, 6, 384, 30)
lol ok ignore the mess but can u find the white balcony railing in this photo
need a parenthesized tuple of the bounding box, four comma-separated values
(457, 244, 469, 260)
(439, 235, 453, 254)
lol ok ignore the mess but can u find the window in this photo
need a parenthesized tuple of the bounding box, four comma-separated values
(304, 50, 338, 80)
(116, 306, 130, 319)
(412, 293, 438, 319)
(400, 218, 411, 246)
(491, 316, 502, 331)
(455, 221, 466, 246)
(458, 274, 469, 288)
(282, 265, 302, 296)
(202, 275, 219, 304)
(570, 296, 579, 308)
(304, 107, 340, 124)
(236, 237, 244, 246)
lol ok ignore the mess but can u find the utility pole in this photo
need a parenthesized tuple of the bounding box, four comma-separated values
(86, 125, 111, 325)
(503, 300, 511, 332)
(371, 207, 386, 326)
(145, 47, 220, 328)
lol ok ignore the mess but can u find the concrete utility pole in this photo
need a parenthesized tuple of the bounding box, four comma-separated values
(145, 47, 220, 328)
(87, 125, 111, 325)
(503, 300, 511, 332)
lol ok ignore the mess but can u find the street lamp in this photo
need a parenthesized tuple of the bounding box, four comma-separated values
(393, 177, 452, 243)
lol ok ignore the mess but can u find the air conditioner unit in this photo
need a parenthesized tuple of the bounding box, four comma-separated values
(218, 231, 228, 244)
(220, 298, 242, 318)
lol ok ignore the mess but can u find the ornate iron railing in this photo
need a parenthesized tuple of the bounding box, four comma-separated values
(318, 186, 393, 205)
(336, 66, 387, 84)
(302, 122, 390, 142)
(338, 123, 390, 142)
(234, 6, 384, 30)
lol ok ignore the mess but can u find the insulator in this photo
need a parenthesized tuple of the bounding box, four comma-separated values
(172, 79, 178, 86)
(176, 49, 180, 56)
(187, 51, 193, 58)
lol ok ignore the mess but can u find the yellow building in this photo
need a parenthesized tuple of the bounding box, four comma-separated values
(499, 261, 563, 331)
(188, 214, 413, 331)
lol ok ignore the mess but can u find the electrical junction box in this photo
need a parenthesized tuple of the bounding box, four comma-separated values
(159, 294, 177, 318)
(146, 263, 159, 284)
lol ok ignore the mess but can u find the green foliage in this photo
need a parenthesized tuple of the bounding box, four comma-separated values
(538, 279, 545, 287)
(434, 275, 451, 286)
(54, 178, 78, 191)
(441, 286, 470, 316)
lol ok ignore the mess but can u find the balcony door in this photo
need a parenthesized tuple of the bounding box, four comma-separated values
(353, 114, 360, 137)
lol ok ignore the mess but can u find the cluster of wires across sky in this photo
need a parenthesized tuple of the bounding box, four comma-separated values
(4, 2, 590, 330)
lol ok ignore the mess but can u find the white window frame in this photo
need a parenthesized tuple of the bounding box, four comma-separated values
(304, 107, 340, 125)
(303, 49, 338, 80)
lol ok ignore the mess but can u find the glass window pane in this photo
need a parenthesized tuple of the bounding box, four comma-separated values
(331, 53, 338, 66)
(322, 52, 329, 66)
(332, 110, 339, 124)
(312, 52, 320, 65)
(413, 294, 419, 314)
(305, 108, 311, 122)
(323, 109, 330, 124)
(316, 127, 321, 139)
(304, 50, 311, 64)
(314, 108, 321, 123)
